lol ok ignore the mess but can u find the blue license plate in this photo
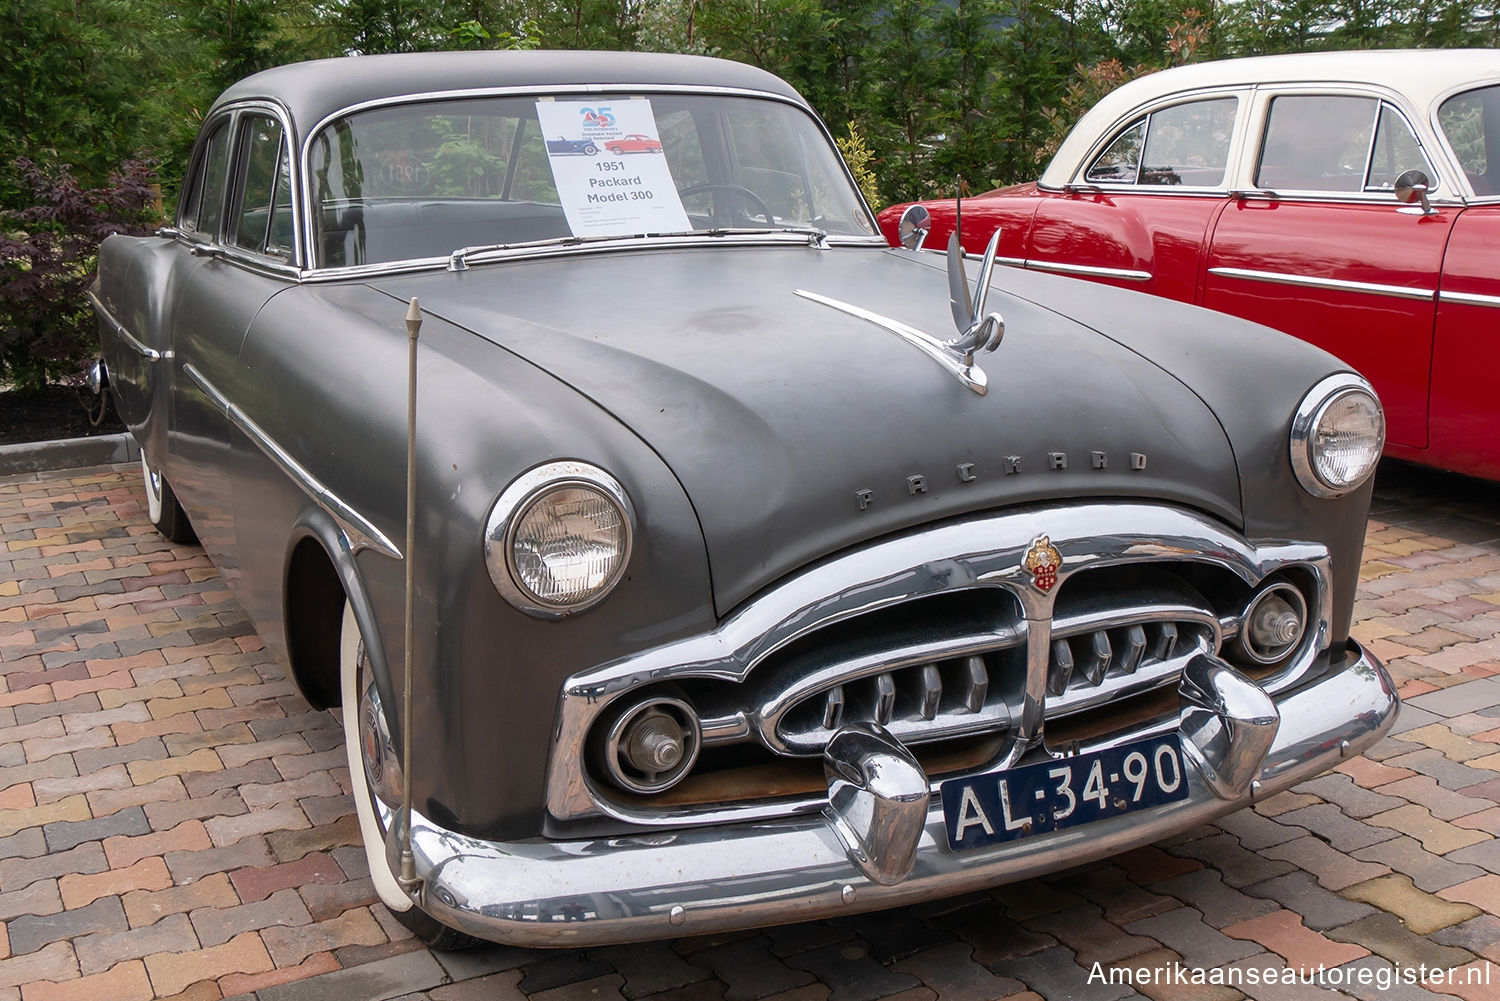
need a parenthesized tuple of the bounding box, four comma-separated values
(940, 733, 1190, 852)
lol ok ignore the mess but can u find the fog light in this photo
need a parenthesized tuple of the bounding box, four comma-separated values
(1238, 583, 1308, 665)
(604, 696, 701, 794)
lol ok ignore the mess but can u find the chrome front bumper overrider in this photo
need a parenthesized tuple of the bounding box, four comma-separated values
(395, 643, 1394, 946)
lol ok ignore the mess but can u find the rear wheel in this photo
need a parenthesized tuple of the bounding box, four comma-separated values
(140, 453, 196, 544)
(338, 602, 477, 951)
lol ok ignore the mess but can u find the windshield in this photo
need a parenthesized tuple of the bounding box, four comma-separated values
(307, 93, 878, 267)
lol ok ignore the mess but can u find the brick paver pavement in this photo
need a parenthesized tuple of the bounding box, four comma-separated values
(1, 459, 1497, 1001)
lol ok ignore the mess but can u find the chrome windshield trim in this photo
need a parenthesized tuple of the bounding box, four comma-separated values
(794, 289, 990, 395)
(86, 290, 168, 362)
(1027, 260, 1153, 282)
(1208, 266, 1436, 302)
(183, 364, 401, 559)
(1441, 289, 1500, 310)
(544, 501, 1333, 829)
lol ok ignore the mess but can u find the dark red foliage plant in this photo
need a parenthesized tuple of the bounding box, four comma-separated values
(0, 157, 160, 392)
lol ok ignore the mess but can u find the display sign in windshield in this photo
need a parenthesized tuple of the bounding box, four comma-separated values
(537, 99, 691, 237)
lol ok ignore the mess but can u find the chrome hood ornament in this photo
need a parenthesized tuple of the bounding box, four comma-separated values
(796, 229, 1006, 396)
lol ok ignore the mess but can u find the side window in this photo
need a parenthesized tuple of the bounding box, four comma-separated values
(181, 121, 231, 238)
(1439, 84, 1497, 195)
(1085, 98, 1236, 187)
(231, 116, 292, 258)
(1367, 104, 1435, 191)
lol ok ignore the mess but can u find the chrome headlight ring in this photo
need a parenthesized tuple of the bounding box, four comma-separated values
(484, 461, 636, 618)
(1290, 373, 1385, 499)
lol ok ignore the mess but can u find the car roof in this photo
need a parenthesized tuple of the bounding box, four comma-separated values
(211, 49, 807, 133)
(1041, 49, 1500, 187)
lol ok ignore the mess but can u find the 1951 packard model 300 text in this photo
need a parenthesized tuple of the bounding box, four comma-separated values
(90, 50, 1398, 947)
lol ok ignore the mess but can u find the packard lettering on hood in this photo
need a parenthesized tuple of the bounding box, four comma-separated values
(90, 49, 1397, 949)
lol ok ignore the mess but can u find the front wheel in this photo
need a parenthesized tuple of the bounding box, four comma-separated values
(339, 602, 477, 951)
(140, 453, 196, 544)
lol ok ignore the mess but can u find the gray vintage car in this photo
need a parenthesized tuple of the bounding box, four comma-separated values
(89, 50, 1397, 948)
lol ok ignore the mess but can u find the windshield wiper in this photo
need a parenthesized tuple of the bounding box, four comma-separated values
(447, 226, 833, 270)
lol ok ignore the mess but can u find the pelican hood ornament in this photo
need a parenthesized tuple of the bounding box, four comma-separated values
(795, 226, 1006, 396)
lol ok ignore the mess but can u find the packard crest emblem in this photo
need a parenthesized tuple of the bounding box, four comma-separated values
(1023, 535, 1062, 593)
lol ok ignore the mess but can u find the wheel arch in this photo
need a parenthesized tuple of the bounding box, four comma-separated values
(284, 509, 396, 721)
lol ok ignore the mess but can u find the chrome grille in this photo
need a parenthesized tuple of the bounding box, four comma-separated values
(775, 645, 1021, 755)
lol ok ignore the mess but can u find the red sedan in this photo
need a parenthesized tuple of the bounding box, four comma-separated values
(880, 50, 1500, 481)
(608, 133, 663, 154)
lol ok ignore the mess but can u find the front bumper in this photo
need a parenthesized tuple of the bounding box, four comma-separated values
(396, 642, 1395, 946)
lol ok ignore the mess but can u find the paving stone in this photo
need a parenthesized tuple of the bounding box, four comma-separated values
(163, 837, 274, 882)
(688, 936, 818, 1001)
(1322, 912, 1476, 970)
(1099, 947, 1241, 1001)
(1341, 873, 1482, 934)
(1123, 908, 1261, 969)
(1366, 804, 1490, 854)
(1290, 775, 1405, 819)
(431, 942, 538, 983)
(192, 887, 313, 947)
(1381, 748, 1499, 793)
(1045, 866, 1178, 925)
(518, 952, 630, 996)
(241, 949, 447, 1001)
(0, 878, 63, 923)
(1112, 847, 1203, 885)
(20, 957, 155, 1001)
(230, 852, 345, 904)
(832, 910, 956, 964)
(1430, 915, 1500, 962)
(122, 872, 238, 929)
(298, 874, 379, 921)
(1242, 872, 1375, 932)
(588, 941, 711, 999)
(782, 942, 922, 1001)
(260, 905, 384, 966)
(1351, 835, 1488, 892)
(1221, 910, 1369, 972)
(763, 922, 856, 959)
(0, 827, 47, 865)
(430, 968, 529, 1001)
(264, 815, 361, 864)
(6, 894, 127, 958)
(1163, 834, 1295, 888)
(995, 945, 1138, 1001)
(1154, 870, 1280, 929)
(1271, 805, 1397, 854)
(923, 899, 1056, 966)
(1211, 810, 1308, 851)
(1024, 904, 1161, 967)
(989, 880, 1083, 921)
(1438, 873, 1500, 917)
(42, 805, 151, 853)
(73, 911, 198, 976)
(143, 789, 249, 830)
(0, 939, 78, 990)
(73, 736, 168, 773)
(143, 929, 273, 996)
(890, 942, 1025, 1001)
(0, 842, 108, 894)
(1378, 775, 1497, 821)
(216, 951, 342, 997)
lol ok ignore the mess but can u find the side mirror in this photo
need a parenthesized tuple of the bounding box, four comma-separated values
(1393, 169, 1435, 216)
(898, 204, 931, 250)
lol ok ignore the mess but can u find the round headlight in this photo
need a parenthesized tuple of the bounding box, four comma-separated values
(1290, 374, 1384, 498)
(485, 461, 635, 617)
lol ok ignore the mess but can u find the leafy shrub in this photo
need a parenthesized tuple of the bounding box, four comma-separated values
(0, 157, 160, 392)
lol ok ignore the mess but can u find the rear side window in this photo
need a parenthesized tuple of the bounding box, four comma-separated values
(1256, 95, 1436, 194)
(1085, 97, 1237, 187)
(231, 115, 292, 259)
(181, 121, 231, 238)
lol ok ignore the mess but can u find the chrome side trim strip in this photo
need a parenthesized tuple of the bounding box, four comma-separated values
(794, 289, 989, 395)
(183, 364, 401, 560)
(1441, 289, 1500, 310)
(1027, 260, 1152, 282)
(1208, 266, 1436, 302)
(86, 290, 168, 362)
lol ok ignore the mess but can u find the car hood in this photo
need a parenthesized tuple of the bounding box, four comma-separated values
(371, 245, 1241, 617)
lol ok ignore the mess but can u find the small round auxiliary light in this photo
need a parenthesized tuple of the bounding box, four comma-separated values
(1238, 582, 1308, 665)
(604, 696, 701, 795)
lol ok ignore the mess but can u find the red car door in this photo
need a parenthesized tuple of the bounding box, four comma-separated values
(1430, 206, 1500, 478)
(1204, 92, 1453, 451)
(1027, 95, 1241, 304)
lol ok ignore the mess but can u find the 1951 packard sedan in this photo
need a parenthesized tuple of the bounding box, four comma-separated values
(880, 50, 1500, 482)
(89, 50, 1397, 948)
